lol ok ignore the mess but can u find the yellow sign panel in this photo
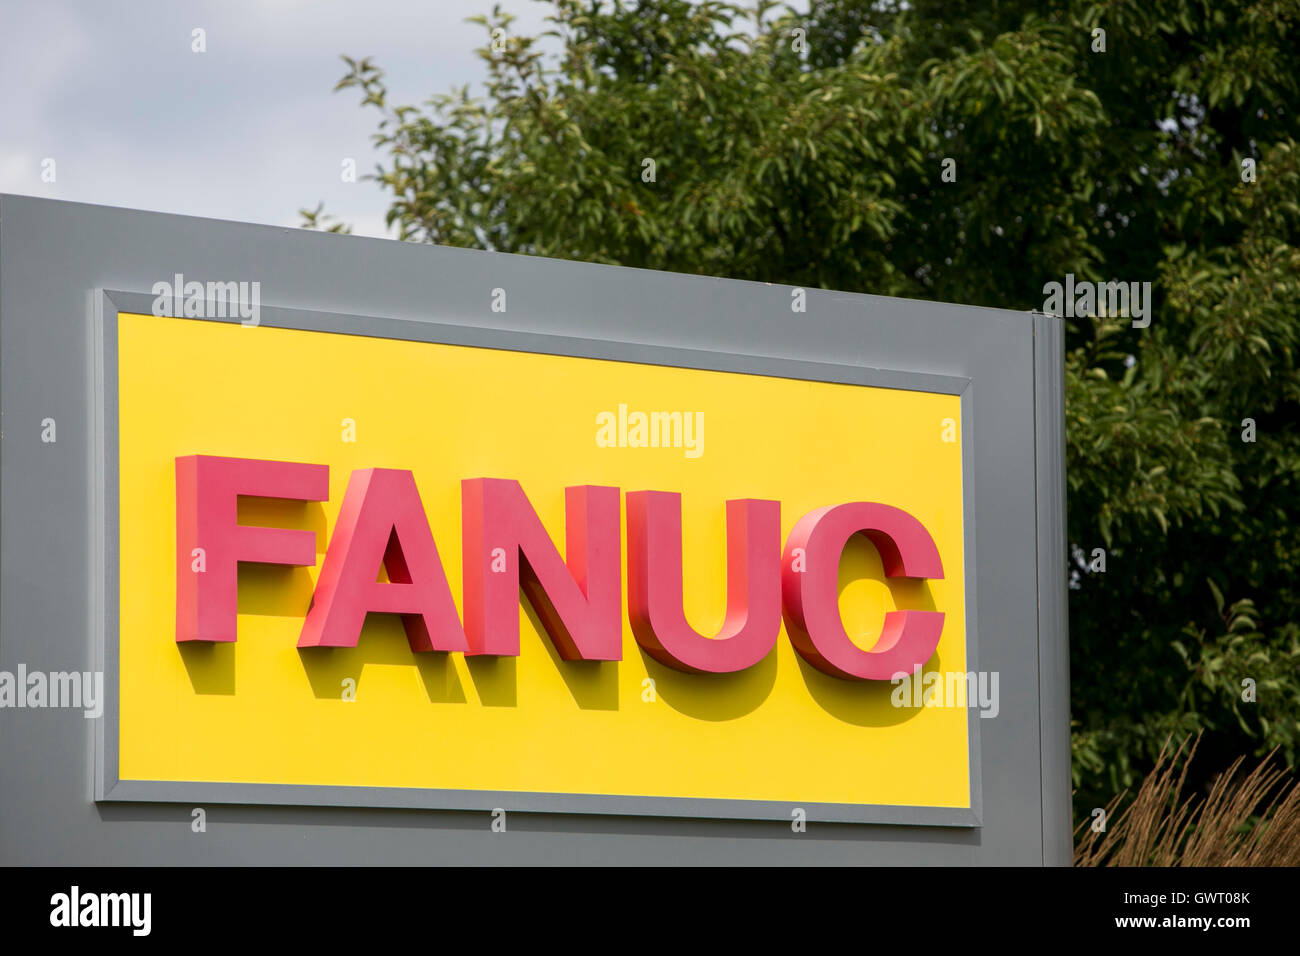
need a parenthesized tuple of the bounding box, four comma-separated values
(116, 311, 969, 809)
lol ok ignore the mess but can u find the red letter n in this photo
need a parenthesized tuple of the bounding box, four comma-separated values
(462, 479, 621, 660)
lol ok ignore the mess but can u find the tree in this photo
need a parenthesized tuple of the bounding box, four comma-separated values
(305, 0, 1300, 823)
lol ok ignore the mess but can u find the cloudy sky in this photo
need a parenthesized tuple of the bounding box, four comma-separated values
(0, 0, 550, 238)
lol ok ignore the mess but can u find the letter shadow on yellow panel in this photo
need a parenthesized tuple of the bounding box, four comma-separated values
(638, 646, 778, 722)
(464, 654, 517, 707)
(178, 642, 236, 695)
(236, 564, 316, 617)
(297, 614, 467, 704)
(179, 561, 319, 697)
(521, 600, 619, 711)
(236, 497, 329, 549)
(796, 653, 943, 727)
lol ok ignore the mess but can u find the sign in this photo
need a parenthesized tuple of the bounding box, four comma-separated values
(0, 195, 1071, 862)
(114, 310, 972, 820)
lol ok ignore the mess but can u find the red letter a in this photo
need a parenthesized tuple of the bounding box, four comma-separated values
(298, 469, 468, 652)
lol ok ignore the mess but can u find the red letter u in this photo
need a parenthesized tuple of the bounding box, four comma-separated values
(627, 491, 781, 674)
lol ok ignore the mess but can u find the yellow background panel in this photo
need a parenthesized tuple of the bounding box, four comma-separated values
(116, 311, 969, 807)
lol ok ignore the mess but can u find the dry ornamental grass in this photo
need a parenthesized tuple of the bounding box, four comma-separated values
(1075, 734, 1300, 866)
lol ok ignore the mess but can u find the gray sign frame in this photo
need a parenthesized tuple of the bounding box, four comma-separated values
(93, 288, 981, 828)
(0, 194, 1070, 864)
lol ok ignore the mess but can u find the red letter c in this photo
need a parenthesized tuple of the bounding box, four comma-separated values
(782, 503, 944, 680)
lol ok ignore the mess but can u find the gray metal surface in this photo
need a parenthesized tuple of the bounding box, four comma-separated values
(0, 194, 1070, 864)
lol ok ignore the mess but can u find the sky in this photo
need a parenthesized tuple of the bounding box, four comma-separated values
(0, 0, 552, 238)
